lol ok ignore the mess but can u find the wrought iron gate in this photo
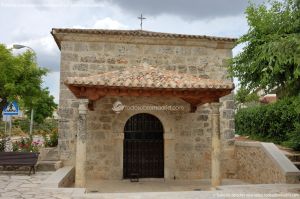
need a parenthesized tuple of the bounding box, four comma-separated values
(123, 113, 164, 179)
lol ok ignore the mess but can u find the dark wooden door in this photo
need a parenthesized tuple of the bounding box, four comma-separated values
(123, 113, 164, 179)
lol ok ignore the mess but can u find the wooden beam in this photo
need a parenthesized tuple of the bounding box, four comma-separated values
(80, 87, 86, 97)
(86, 88, 99, 100)
(66, 84, 232, 111)
(181, 97, 202, 113)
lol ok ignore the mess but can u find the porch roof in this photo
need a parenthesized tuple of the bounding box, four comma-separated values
(65, 66, 234, 112)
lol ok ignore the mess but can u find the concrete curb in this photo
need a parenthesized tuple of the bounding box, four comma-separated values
(41, 166, 76, 188)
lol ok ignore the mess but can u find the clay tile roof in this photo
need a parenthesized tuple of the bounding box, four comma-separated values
(65, 66, 234, 90)
(51, 28, 237, 42)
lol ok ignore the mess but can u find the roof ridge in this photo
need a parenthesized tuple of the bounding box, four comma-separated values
(51, 28, 237, 42)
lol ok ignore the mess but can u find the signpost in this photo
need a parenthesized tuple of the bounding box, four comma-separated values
(2, 115, 10, 136)
(3, 101, 19, 116)
(2, 101, 19, 152)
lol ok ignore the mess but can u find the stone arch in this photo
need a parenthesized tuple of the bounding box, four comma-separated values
(111, 98, 177, 180)
(111, 98, 178, 139)
(123, 113, 164, 178)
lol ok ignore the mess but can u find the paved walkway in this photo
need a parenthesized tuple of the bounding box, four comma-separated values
(86, 179, 248, 193)
(1, 172, 300, 199)
(0, 172, 80, 199)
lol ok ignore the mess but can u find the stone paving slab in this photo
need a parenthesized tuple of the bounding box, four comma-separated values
(0, 172, 82, 199)
(1, 172, 300, 199)
(86, 179, 247, 193)
(73, 190, 300, 199)
(74, 191, 220, 199)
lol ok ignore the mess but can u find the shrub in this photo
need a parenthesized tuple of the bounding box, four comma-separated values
(284, 123, 300, 150)
(13, 118, 58, 135)
(43, 128, 58, 147)
(0, 136, 7, 152)
(235, 97, 300, 150)
(13, 119, 30, 133)
(12, 137, 42, 152)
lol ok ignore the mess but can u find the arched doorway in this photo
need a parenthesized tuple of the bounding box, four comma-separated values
(123, 113, 164, 179)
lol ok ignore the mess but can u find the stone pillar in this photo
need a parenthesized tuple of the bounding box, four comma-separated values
(75, 101, 88, 187)
(164, 132, 175, 180)
(210, 102, 221, 187)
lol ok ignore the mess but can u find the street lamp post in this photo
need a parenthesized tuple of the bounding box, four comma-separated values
(12, 44, 36, 137)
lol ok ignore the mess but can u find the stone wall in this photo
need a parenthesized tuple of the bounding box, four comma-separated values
(235, 142, 300, 184)
(57, 33, 236, 180)
(85, 96, 214, 180)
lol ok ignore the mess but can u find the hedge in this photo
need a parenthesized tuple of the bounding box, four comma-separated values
(235, 97, 300, 150)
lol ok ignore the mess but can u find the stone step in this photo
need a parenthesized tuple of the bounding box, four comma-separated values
(37, 160, 63, 171)
(40, 147, 60, 161)
(286, 154, 300, 162)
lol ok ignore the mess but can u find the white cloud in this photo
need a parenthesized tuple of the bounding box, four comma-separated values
(93, 17, 128, 29)
(72, 17, 128, 30)
(10, 35, 60, 71)
(22, 36, 58, 56)
(43, 71, 60, 103)
(72, 25, 86, 29)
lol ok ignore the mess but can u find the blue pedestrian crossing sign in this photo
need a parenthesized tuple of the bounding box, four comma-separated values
(3, 101, 19, 116)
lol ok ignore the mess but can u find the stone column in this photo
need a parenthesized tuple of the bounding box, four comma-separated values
(164, 132, 175, 180)
(75, 101, 88, 187)
(210, 102, 221, 187)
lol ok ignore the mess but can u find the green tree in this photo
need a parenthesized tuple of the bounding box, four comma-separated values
(229, 0, 300, 97)
(0, 44, 57, 122)
(27, 89, 57, 124)
(235, 87, 259, 104)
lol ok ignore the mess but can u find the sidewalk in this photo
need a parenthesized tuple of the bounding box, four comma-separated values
(1, 172, 300, 199)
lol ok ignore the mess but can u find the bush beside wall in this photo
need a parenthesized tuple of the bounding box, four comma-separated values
(235, 97, 300, 150)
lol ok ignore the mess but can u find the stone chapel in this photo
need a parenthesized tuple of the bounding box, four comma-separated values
(51, 29, 236, 187)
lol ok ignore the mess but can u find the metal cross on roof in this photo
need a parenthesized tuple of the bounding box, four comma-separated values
(138, 14, 146, 30)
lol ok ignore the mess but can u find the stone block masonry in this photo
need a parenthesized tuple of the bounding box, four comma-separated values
(54, 30, 236, 181)
(235, 141, 300, 184)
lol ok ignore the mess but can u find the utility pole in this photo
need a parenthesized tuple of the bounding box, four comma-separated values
(29, 109, 34, 137)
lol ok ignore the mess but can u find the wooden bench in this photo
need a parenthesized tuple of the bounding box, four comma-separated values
(0, 152, 39, 175)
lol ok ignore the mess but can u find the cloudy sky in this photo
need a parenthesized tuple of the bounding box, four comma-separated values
(0, 0, 264, 103)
